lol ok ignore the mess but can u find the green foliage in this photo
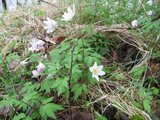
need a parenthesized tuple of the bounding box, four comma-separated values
(152, 51, 160, 59)
(34, 10, 46, 17)
(95, 112, 108, 120)
(52, 77, 69, 96)
(143, 99, 151, 112)
(130, 66, 147, 79)
(131, 114, 145, 120)
(45, 38, 104, 99)
(133, 87, 153, 113)
(39, 103, 63, 120)
(0, 0, 160, 119)
(13, 113, 27, 120)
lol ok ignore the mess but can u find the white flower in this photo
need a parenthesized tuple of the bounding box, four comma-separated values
(147, 10, 153, 16)
(146, 0, 153, 6)
(29, 38, 45, 52)
(32, 62, 46, 78)
(131, 20, 138, 28)
(32, 70, 40, 78)
(61, 4, 75, 21)
(44, 17, 58, 33)
(36, 62, 46, 74)
(89, 62, 105, 81)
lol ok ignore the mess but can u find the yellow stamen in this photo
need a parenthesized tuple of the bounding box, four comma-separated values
(93, 68, 99, 74)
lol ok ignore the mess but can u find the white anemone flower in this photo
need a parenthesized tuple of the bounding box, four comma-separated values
(36, 62, 46, 74)
(32, 70, 40, 78)
(29, 38, 45, 52)
(89, 62, 105, 81)
(147, 10, 153, 16)
(32, 62, 46, 78)
(44, 17, 58, 33)
(146, 0, 153, 6)
(61, 4, 75, 21)
(131, 20, 138, 28)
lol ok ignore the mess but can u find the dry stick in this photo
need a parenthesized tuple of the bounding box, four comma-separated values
(68, 44, 76, 120)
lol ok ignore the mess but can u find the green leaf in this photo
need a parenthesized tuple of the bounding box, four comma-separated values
(52, 77, 69, 96)
(39, 103, 63, 120)
(111, 72, 125, 80)
(143, 99, 151, 112)
(13, 113, 26, 120)
(41, 79, 54, 93)
(41, 97, 53, 105)
(133, 101, 143, 110)
(82, 84, 88, 93)
(72, 84, 88, 100)
(74, 85, 83, 100)
(151, 87, 159, 95)
(131, 66, 147, 79)
(95, 112, 107, 120)
(34, 10, 46, 17)
(26, 116, 32, 120)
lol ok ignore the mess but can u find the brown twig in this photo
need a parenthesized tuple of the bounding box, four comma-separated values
(68, 44, 76, 120)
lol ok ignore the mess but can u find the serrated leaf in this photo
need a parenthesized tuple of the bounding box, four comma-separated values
(13, 113, 26, 120)
(39, 103, 63, 120)
(26, 116, 32, 120)
(40, 79, 54, 93)
(52, 78, 68, 96)
(74, 86, 83, 100)
(72, 84, 87, 100)
(39, 107, 47, 120)
(82, 84, 88, 93)
(41, 97, 53, 105)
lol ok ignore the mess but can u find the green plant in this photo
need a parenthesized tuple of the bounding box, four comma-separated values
(131, 114, 145, 120)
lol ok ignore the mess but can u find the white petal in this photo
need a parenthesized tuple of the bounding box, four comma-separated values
(131, 20, 138, 27)
(147, 0, 153, 6)
(44, 21, 49, 25)
(89, 67, 93, 72)
(95, 75, 99, 81)
(28, 47, 34, 52)
(98, 65, 103, 70)
(67, 7, 72, 14)
(98, 71, 105, 76)
(36, 62, 46, 73)
(46, 28, 54, 33)
(61, 4, 75, 21)
(32, 70, 40, 78)
(93, 62, 97, 68)
(92, 74, 99, 81)
(46, 17, 51, 21)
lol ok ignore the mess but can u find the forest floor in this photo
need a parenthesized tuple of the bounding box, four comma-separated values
(0, 0, 160, 120)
